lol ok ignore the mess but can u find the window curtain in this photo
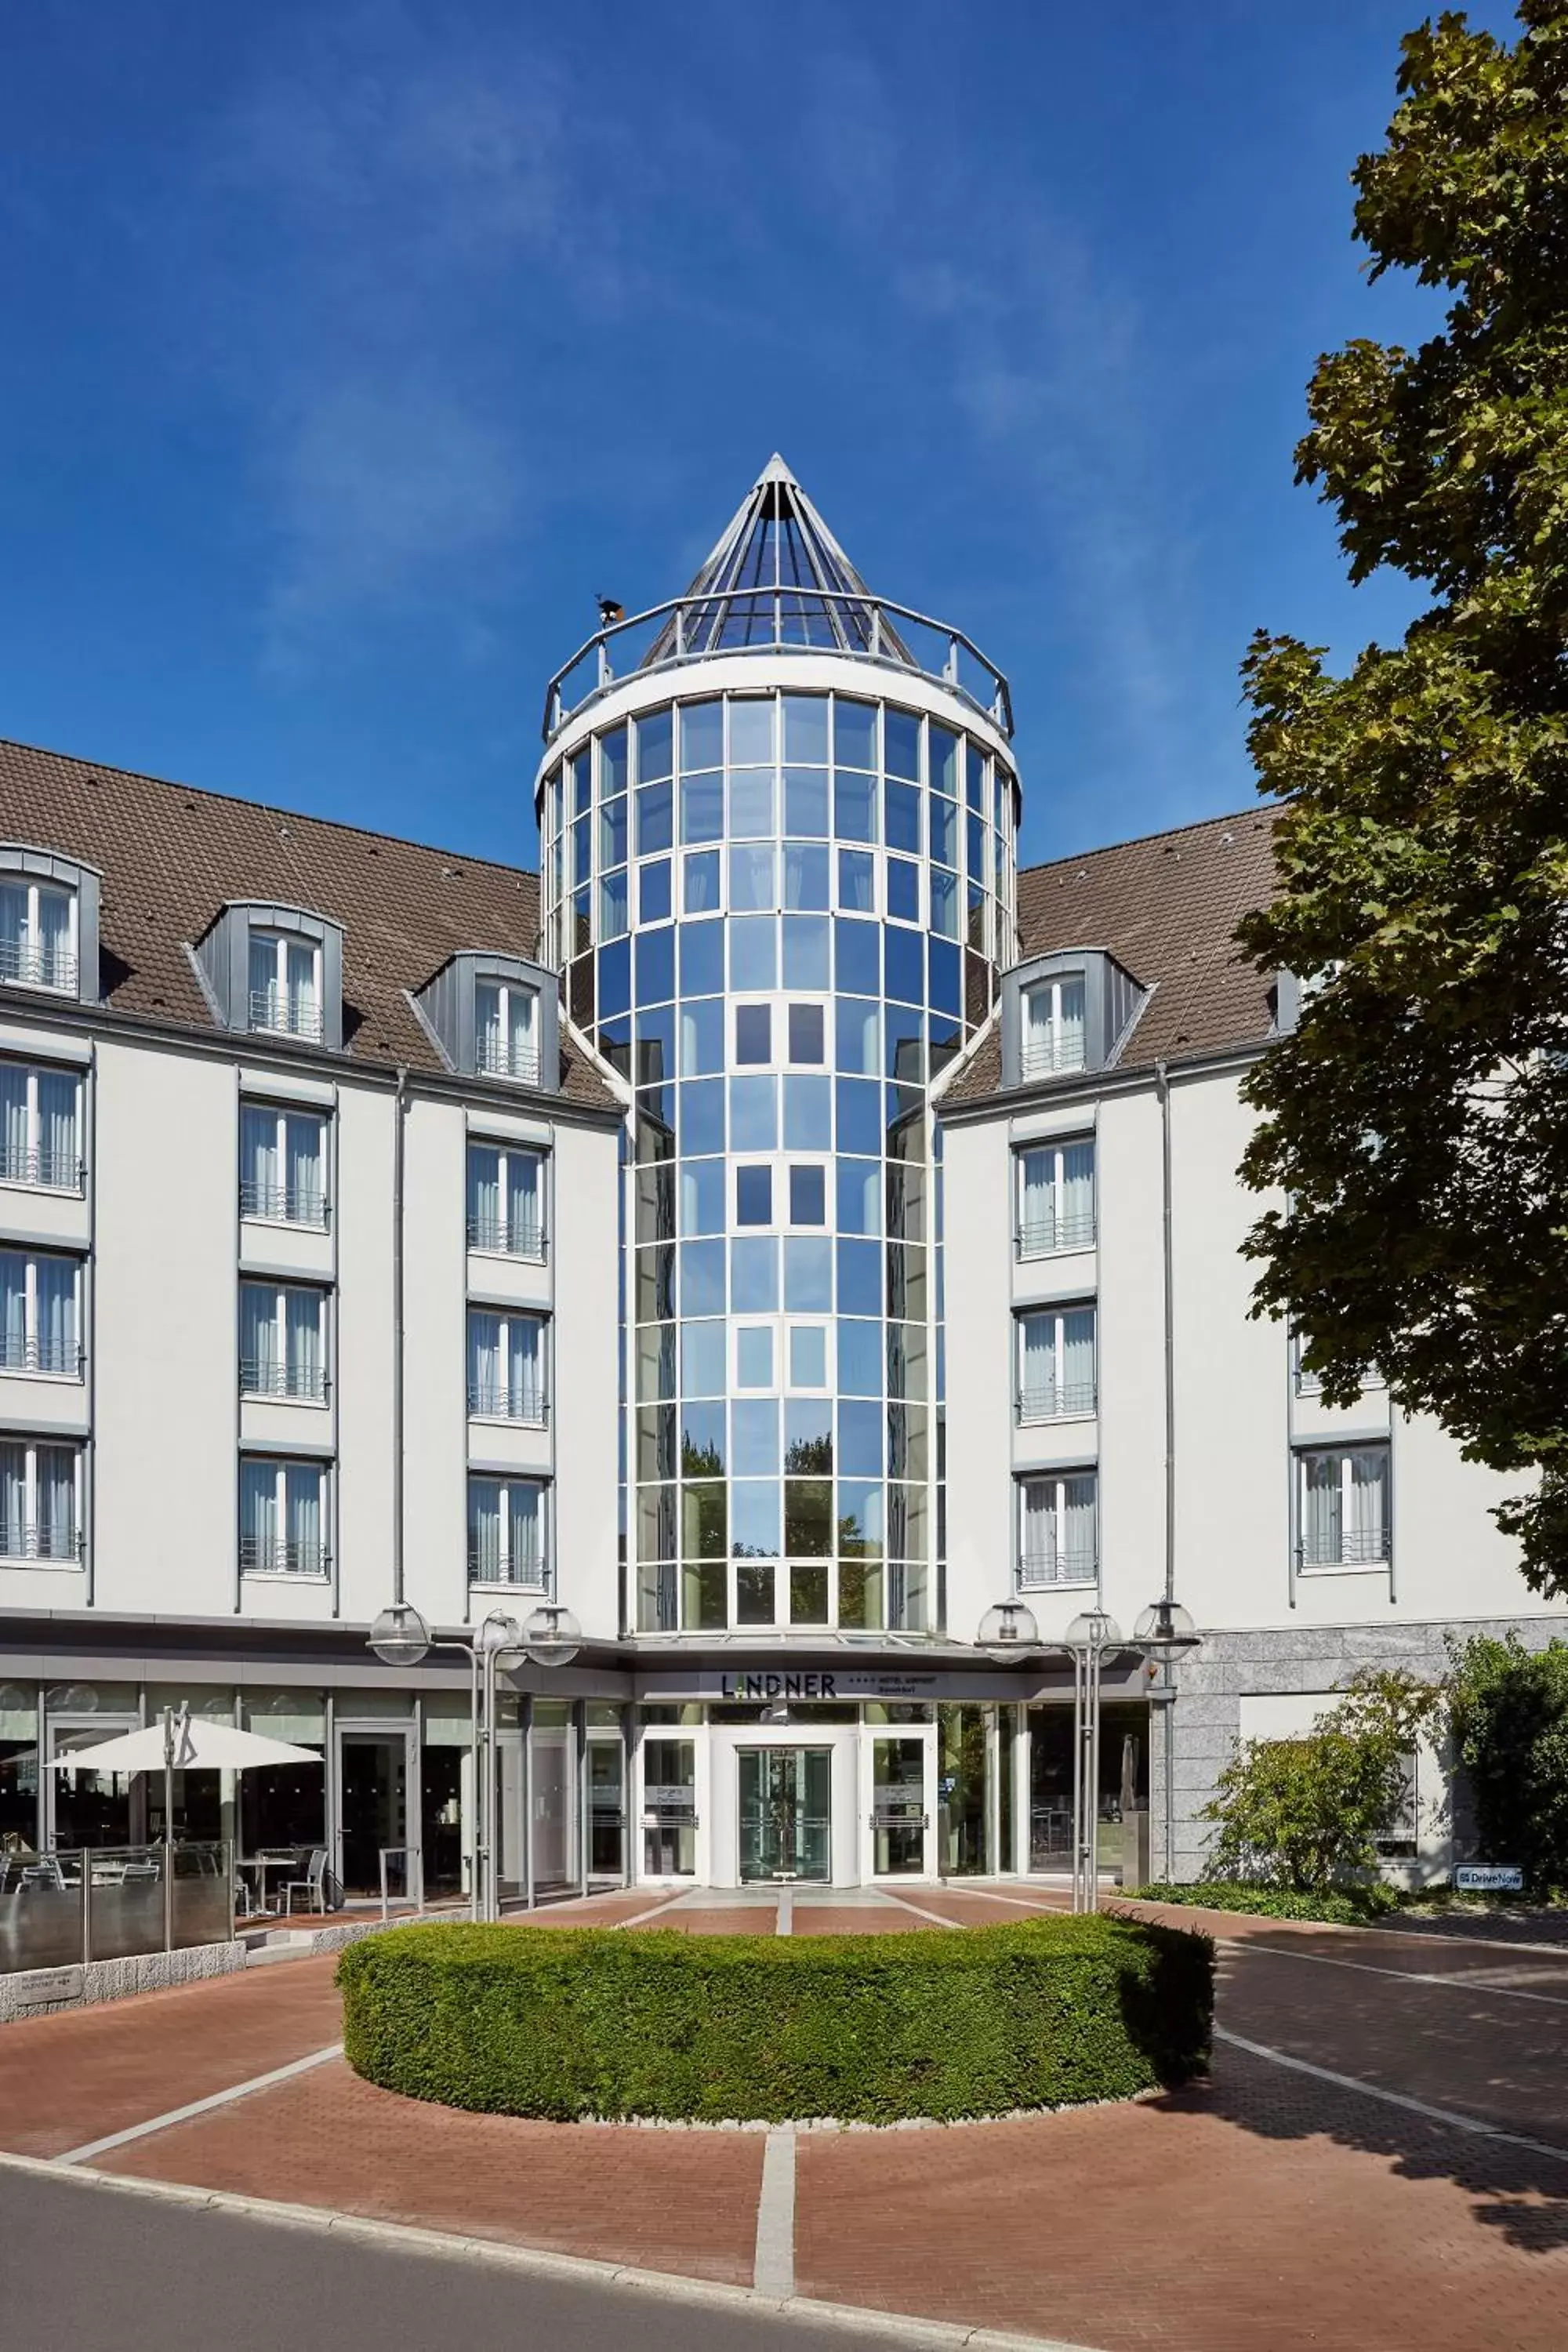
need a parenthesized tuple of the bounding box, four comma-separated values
(476, 983, 503, 1071)
(469, 1312, 501, 1412)
(507, 1154, 541, 1254)
(0, 883, 27, 970)
(1301, 1453, 1340, 1566)
(1057, 978, 1087, 1068)
(1062, 1475, 1097, 1577)
(508, 988, 537, 1074)
(248, 935, 276, 1022)
(510, 1483, 544, 1583)
(241, 1285, 278, 1392)
(469, 1479, 503, 1578)
(1061, 1309, 1095, 1411)
(37, 1070, 77, 1187)
(284, 1291, 321, 1397)
(508, 1318, 543, 1421)
(1021, 1315, 1052, 1414)
(284, 940, 317, 1031)
(239, 1460, 277, 1566)
(1023, 985, 1054, 1071)
(241, 1108, 277, 1213)
(285, 1116, 322, 1221)
(37, 1446, 75, 1558)
(36, 890, 71, 986)
(0, 1069, 27, 1179)
(34, 1258, 75, 1373)
(468, 1147, 500, 1247)
(1348, 1451, 1388, 1563)
(1020, 1149, 1052, 1249)
(1020, 1479, 1052, 1575)
(0, 1253, 26, 1367)
(0, 1442, 25, 1552)
(1062, 1142, 1094, 1246)
(284, 1465, 322, 1572)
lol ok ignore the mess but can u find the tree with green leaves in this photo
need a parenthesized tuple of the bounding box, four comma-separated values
(1447, 1631, 1568, 1889)
(1238, 4, 1568, 1597)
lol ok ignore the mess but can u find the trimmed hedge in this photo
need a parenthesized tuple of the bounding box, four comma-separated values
(338, 1914, 1212, 2125)
(1136, 1880, 1400, 1926)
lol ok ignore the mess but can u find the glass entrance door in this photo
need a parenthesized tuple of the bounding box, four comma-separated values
(737, 1747, 831, 1882)
(337, 1730, 411, 1898)
(869, 1736, 929, 1875)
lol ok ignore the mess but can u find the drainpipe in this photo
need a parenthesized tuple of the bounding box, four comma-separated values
(1156, 1058, 1177, 1877)
(392, 1068, 408, 1605)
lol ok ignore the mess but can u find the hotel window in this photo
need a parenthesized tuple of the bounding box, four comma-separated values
(239, 1282, 328, 1403)
(1018, 1472, 1098, 1588)
(468, 1475, 547, 1587)
(1020, 974, 1085, 1080)
(1016, 1138, 1094, 1256)
(0, 1062, 82, 1192)
(1298, 1444, 1390, 1570)
(240, 1104, 328, 1227)
(239, 1457, 328, 1577)
(248, 931, 323, 1041)
(1290, 1331, 1385, 1399)
(0, 876, 76, 993)
(466, 1142, 545, 1257)
(0, 1438, 82, 1563)
(467, 1308, 547, 1423)
(0, 1250, 82, 1377)
(476, 978, 539, 1082)
(1017, 1305, 1096, 1422)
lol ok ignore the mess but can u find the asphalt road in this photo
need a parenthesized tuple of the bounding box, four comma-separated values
(0, 2168, 913, 2352)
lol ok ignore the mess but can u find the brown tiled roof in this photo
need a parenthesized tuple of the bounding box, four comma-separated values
(0, 737, 618, 1110)
(943, 805, 1279, 1106)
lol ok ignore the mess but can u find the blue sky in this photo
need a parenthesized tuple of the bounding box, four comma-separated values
(0, 2, 1512, 871)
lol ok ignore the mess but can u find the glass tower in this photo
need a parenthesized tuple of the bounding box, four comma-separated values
(535, 457, 1018, 1642)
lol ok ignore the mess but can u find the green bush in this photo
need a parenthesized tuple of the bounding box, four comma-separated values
(338, 1915, 1213, 2125)
(1135, 1880, 1401, 1926)
(1448, 1632, 1568, 1895)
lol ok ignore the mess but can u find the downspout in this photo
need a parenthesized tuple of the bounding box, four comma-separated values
(1157, 1058, 1177, 1878)
(392, 1067, 409, 1605)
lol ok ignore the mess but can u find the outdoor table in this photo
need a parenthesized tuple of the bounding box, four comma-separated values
(238, 1853, 297, 1918)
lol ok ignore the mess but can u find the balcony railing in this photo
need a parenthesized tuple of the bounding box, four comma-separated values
(240, 1178, 329, 1229)
(239, 1534, 330, 1577)
(1018, 1380, 1098, 1423)
(1019, 1038, 1087, 1084)
(248, 989, 324, 1042)
(476, 1036, 541, 1085)
(1018, 1543, 1098, 1589)
(0, 1142, 84, 1194)
(466, 1380, 547, 1424)
(0, 1519, 82, 1563)
(467, 1545, 546, 1588)
(240, 1358, 328, 1403)
(1299, 1524, 1391, 1570)
(0, 1334, 82, 1378)
(1017, 1208, 1095, 1258)
(0, 934, 77, 993)
(466, 1212, 546, 1259)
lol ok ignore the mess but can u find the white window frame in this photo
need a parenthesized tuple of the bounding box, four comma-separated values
(1014, 1138, 1095, 1258)
(1015, 1472, 1098, 1589)
(238, 1281, 329, 1403)
(248, 930, 323, 1041)
(0, 1062, 83, 1192)
(475, 978, 540, 1083)
(0, 1436, 83, 1563)
(466, 1308, 549, 1425)
(0, 877, 78, 994)
(238, 1456, 331, 1578)
(466, 1140, 546, 1258)
(467, 1473, 550, 1589)
(0, 1249, 83, 1380)
(1020, 973, 1086, 1080)
(239, 1102, 330, 1228)
(1290, 1330, 1385, 1399)
(1016, 1305, 1097, 1423)
(1296, 1443, 1392, 1573)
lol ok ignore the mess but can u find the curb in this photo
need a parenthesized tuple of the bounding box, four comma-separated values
(1105, 1898, 1568, 1959)
(0, 2147, 1102, 2351)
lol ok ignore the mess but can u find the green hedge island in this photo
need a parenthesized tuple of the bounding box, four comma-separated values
(1136, 1880, 1403, 1927)
(338, 1914, 1213, 2125)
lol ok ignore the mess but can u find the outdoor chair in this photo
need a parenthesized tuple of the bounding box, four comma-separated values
(283, 1848, 329, 1915)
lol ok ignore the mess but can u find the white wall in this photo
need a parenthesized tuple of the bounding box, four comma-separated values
(942, 1116, 1014, 1643)
(552, 1117, 622, 1640)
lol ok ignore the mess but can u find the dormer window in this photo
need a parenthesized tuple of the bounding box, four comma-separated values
(191, 902, 343, 1051)
(476, 977, 539, 1083)
(249, 931, 322, 1041)
(1021, 974, 1085, 1080)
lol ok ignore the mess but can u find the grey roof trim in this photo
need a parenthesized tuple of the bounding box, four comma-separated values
(937, 1034, 1271, 1127)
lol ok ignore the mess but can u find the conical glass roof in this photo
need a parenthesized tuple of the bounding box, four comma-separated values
(643, 454, 913, 666)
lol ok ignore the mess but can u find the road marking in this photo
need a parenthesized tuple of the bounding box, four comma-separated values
(612, 1895, 692, 1929)
(880, 1891, 964, 1929)
(776, 1887, 793, 1936)
(1232, 1942, 1568, 2008)
(54, 2043, 343, 2167)
(1214, 2026, 1568, 2164)
(753, 2123, 796, 2296)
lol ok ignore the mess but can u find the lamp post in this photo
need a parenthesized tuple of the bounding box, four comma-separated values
(368, 1600, 583, 1922)
(1134, 1597, 1200, 1882)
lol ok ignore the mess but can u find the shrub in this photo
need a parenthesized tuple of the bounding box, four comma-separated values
(1135, 1880, 1401, 1926)
(1200, 1669, 1441, 1892)
(338, 1915, 1213, 2125)
(1448, 1632, 1568, 1895)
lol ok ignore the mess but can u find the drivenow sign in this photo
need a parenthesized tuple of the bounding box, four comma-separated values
(1454, 1864, 1524, 1893)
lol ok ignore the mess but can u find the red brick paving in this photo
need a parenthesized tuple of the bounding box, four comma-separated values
(791, 1906, 938, 1936)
